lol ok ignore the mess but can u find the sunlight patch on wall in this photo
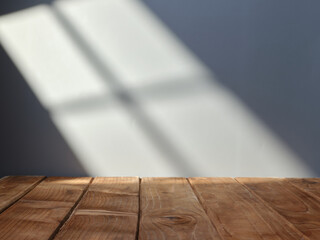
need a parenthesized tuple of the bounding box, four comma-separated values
(0, 5, 108, 108)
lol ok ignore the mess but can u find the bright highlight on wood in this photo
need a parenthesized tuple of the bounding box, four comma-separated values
(0, 176, 319, 239)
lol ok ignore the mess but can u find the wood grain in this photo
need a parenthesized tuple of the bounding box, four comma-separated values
(189, 177, 307, 240)
(1, 176, 319, 239)
(139, 177, 221, 240)
(0, 176, 45, 213)
(54, 177, 139, 240)
(288, 178, 320, 200)
(0, 177, 91, 240)
(237, 177, 320, 239)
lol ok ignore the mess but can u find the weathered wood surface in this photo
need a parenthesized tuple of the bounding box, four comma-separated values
(139, 177, 221, 240)
(0, 176, 45, 213)
(237, 177, 320, 239)
(0, 176, 320, 239)
(288, 178, 320, 200)
(189, 177, 306, 240)
(0, 177, 91, 240)
(54, 177, 139, 240)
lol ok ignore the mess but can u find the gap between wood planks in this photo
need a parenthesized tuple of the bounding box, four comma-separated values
(46, 177, 214, 239)
(234, 178, 302, 232)
(135, 178, 141, 240)
(186, 177, 213, 231)
(235, 178, 309, 236)
(0, 176, 46, 215)
(48, 177, 94, 240)
(1, 177, 318, 239)
(52, 177, 139, 239)
(236, 177, 320, 239)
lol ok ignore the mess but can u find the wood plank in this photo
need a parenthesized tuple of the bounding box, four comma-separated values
(189, 177, 306, 240)
(54, 177, 139, 240)
(237, 177, 320, 239)
(0, 177, 91, 240)
(139, 177, 221, 240)
(0, 176, 45, 214)
(288, 178, 320, 200)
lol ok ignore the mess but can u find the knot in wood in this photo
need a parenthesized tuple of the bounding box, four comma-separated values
(159, 215, 195, 226)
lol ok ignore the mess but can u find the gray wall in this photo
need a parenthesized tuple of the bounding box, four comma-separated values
(0, 0, 319, 176)
(143, 0, 320, 175)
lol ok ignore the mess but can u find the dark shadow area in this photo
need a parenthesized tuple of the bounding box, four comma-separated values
(0, 0, 53, 16)
(0, 44, 87, 177)
(142, 0, 320, 176)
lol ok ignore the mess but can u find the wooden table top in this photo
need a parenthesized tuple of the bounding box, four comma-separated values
(0, 176, 319, 239)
